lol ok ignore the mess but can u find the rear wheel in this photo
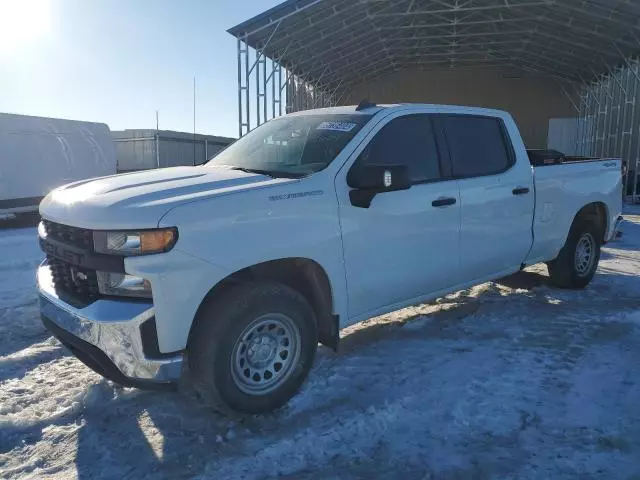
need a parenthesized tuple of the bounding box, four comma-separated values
(188, 281, 317, 414)
(547, 220, 601, 289)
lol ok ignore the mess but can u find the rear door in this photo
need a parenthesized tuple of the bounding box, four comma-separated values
(436, 114, 534, 280)
(337, 112, 461, 319)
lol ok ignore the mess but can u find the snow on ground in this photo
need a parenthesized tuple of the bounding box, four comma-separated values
(1, 211, 640, 479)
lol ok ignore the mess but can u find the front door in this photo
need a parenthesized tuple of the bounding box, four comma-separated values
(337, 112, 461, 319)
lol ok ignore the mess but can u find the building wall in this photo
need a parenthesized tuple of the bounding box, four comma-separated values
(112, 130, 235, 172)
(547, 117, 583, 155)
(345, 66, 577, 148)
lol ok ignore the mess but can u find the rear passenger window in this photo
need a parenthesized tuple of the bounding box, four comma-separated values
(442, 116, 513, 178)
(358, 114, 441, 183)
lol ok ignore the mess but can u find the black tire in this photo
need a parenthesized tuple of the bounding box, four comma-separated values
(188, 281, 317, 414)
(546, 220, 601, 289)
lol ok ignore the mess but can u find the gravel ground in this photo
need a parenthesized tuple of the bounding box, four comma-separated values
(1, 209, 640, 479)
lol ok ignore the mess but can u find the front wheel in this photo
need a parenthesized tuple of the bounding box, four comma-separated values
(547, 220, 601, 289)
(188, 281, 317, 414)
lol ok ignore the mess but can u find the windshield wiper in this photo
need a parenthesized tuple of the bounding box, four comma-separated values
(230, 167, 275, 177)
(230, 167, 303, 179)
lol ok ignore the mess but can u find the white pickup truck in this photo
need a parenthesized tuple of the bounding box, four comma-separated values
(37, 104, 622, 413)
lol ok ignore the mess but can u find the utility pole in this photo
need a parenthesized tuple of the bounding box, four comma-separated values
(155, 110, 160, 169)
(193, 77, 196, 166)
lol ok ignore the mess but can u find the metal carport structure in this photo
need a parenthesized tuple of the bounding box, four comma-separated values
(229, 0, 640, 199)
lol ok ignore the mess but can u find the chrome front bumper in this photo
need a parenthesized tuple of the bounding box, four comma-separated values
(37, 262, 183, 387)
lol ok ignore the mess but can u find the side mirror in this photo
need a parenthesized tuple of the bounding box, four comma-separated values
(347, 164, 411, 208)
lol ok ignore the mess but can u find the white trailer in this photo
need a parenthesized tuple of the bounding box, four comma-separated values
(0, 113, 116, 216)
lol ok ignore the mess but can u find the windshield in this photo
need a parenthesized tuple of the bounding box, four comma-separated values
(206, 114, 372, 178)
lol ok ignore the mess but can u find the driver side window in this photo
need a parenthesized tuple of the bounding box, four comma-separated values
(358, 114, 442, 184)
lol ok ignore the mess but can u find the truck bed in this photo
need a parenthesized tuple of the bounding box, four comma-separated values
(526, 149, 614, 167)
(525, 157, 622, 265)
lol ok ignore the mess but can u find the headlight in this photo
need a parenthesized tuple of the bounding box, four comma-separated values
(94, 228, 177, 256)
(97, 271, 152, 298)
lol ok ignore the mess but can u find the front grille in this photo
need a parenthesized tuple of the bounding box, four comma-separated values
(43, 220, 93, 251)
(48, 256, 100, 305)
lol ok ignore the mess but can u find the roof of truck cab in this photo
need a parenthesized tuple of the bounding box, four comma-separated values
(284, 105, 391, 116)
(285, 103, 509, 117)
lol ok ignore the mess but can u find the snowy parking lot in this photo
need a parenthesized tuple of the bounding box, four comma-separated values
(1, 210, 640, 479)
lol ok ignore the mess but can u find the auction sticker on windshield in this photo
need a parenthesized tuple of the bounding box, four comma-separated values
(316, 121, 357, 132)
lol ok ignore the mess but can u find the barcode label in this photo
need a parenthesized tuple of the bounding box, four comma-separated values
(316, 121, 357, 132)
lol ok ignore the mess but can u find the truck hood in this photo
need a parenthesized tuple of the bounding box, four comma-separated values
(39, 166, 296, 229)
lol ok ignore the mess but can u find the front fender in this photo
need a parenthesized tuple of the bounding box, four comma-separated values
(125, 248, 230, 353)
(157, 177, 348, 341)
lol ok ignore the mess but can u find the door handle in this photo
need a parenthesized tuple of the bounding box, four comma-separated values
(432, 197, 457, 207)
(512, 187, 530, 195)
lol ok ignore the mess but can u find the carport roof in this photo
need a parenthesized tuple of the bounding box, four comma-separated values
(228, 0, 640, 90)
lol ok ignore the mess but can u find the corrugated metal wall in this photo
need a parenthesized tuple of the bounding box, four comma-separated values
(575, 61, 640, 199)
(113, 130, 235, 172)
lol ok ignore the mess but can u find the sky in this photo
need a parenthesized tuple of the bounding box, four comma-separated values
(0, 0, 284, 139)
